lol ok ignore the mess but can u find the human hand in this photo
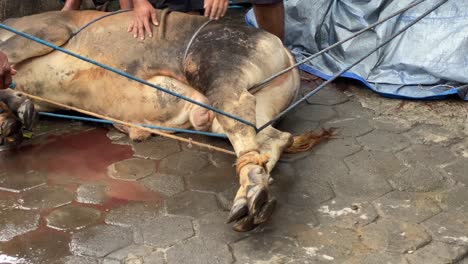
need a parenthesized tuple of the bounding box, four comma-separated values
(128, 0, 159, 40)
(204, 0, 229, 20)
(0, 52, 16, 90)
(61, 0, 82, 11)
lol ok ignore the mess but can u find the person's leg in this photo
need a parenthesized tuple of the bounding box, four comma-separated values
(253, 1, 284, 41)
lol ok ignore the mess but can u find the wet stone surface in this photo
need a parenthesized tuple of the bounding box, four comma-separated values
(107, 158, 156, 181)
(45, 204, 101, 231)
(0, 170, 47, 193)
(18, 186, 74, 210)
(76, 183, 108, 205)
(0, 78, 467, 262)
(0, 209, 40, 241)
(70, 224, 133, 257)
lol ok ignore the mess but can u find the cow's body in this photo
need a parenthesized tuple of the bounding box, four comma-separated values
(0, 10, 321, 231)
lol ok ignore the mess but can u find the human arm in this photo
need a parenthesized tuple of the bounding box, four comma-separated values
(128, 0, 158, 40)
(204, 0, 229, 20)
(0, 52, 16, 90)
(120, 0, 134, 9)
(61, 0, 83, 11)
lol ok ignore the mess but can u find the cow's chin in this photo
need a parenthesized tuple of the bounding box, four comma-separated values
(190, 107, 214, 132)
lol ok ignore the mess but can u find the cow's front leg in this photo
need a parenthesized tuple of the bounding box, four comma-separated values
(209, 90, 275, 232)
(0, 89, 37, 130)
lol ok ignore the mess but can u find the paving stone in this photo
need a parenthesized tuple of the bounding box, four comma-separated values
(259, 202, 321, 238)
(445, 159, 468, 185)
(331, 151, 395, 199)
(371, 116, 414, 133)
(405, 242, 468, 264)
(19, 186, 74, 210)
(132, 137, 181, 160)
(282, 157, 336, 206)
(166, 238, 233, 264)
(293, 154, 348, 184)
(389, 165, 450, 192)
(57, 255, 100, 264)
(0, 209, 39, 241)
(102, 259, 120, 264)
(334, 100, 374, 119)
(45, 204, 101, 231)
(344, 149, 404, 181)
(404, 124, 462, 146)
(216, 184, 237, 211)
(296, 225, 368, 262)
(373, 191, 441, 223)
(203, 152, 236, 168)
(313, 138, 362, 158)
(197, 211, 249, 243)
(0, 170, 47, 193)
(0, 230, 70, 264)
(451, 140, 468, 158)
(106, 129, 131, 145)
(324, 118, 373, 137)
(232, 235, 311, 264)
(142, 251, 165, 264)
(158, 151, 209, 175)
(76, 183, 108, 205)
(166, 191, 219, 218)
(107, 158, 156, 181)
(316, 198, 378, 229)
(185, 163, 237, 193)
(137, 216, 194, 247)
(106, 244, 155, 262)
(422, 207, 468, 246)
(357, 130, 410, 152)
(343, 252, 409, 264)
(396, 144, 456, 167)
(359, 219, 432, 253)
(140, 173, 185, 197)
(105, 202, 164, 227)
(306, 86, 350, 106)
(70, 224, 133, 258)
(289, 104, 337, 122)
(276, 118, 320, 135)
(438, 186, 468, 211)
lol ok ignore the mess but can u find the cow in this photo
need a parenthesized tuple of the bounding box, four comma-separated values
(0, 9, 328, 231)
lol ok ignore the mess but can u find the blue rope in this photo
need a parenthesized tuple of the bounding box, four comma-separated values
(0, 23, 257, 130)
(39, 112, 228, 138)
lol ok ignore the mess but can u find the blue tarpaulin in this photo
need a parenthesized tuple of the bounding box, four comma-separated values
(246, 0, 468, 101)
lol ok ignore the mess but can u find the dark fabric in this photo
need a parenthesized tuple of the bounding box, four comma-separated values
(149, 0, 204, 12)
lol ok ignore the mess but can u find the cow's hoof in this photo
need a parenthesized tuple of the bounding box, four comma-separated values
(227, 171, 276, 232)
(0, 103, 23, 149)
(17, 99, 37, 130)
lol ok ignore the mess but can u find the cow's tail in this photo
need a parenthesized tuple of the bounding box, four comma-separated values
(284, 128, 335, 154)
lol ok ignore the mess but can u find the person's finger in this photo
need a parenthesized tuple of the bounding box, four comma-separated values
(221, 0, 228, 17)
(128, 21, 134, 33)
(204, 0, 213, 18)
(143, 17, 152, 38)
(132, 20, 139, 38)
(11, 68, 17, 76)
(215, 0, 225, 19)
(137, 20, 145, 40)
(212, 1, 220, 20)
(151, 10, 159, 26)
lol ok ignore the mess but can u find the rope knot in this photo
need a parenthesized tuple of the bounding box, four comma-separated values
(235, 151, 270, 175)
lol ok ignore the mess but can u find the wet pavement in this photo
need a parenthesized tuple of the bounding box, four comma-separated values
(0, 77, 467, 264)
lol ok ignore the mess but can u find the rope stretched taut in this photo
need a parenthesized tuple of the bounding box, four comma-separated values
(18, 91, 236, 156)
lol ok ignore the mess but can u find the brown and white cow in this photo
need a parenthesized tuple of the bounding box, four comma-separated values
(0, 10, 327, 231)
